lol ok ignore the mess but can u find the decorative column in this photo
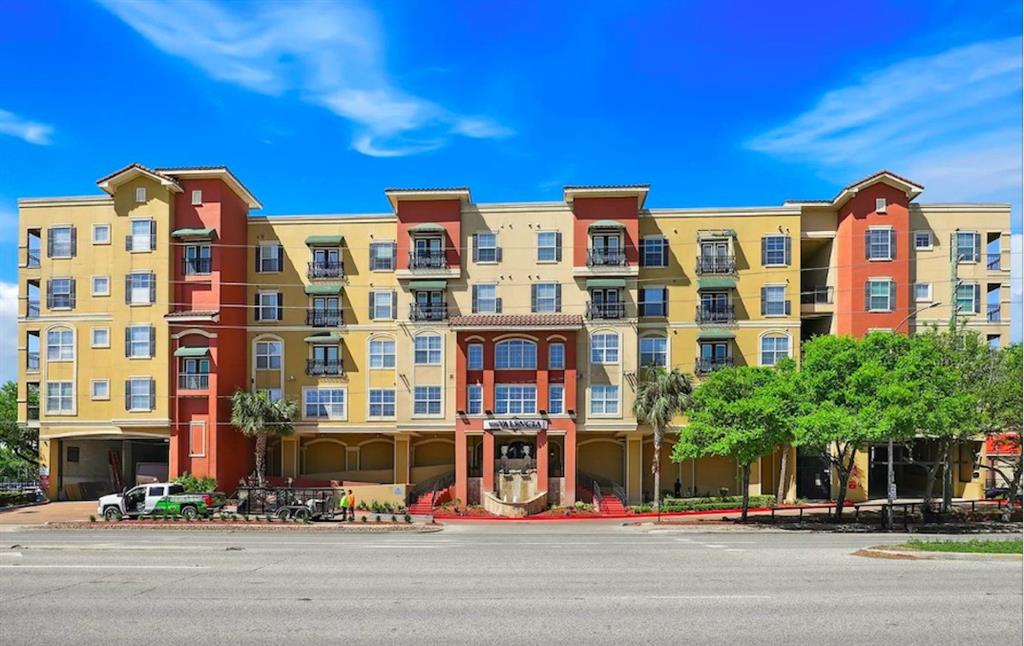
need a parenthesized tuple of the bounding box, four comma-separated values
(281, 437, 299, 479)
(454, 430, 468, 504)
(536, 430, 549, 494)
(626, 435, 643, 504)
(482, 431, 495, 497)
(393, 434, 411, 485)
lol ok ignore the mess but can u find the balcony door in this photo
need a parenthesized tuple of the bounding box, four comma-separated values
(700, 241, 729, 259)
(414, 237, 443, 259)
(592, 234, 621, 255)
(699, 342, 728, 363)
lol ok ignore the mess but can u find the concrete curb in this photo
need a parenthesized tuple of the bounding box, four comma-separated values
(33, 521, 444, 533)
(855, 545, 1022, 561)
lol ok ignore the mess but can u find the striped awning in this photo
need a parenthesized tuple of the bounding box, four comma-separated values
(586, 278, 626, 288)
(174, 346, 209, 357)
(697, 329, 735, 341)
(407, 223, 446, 233)
(304, 284, 343, 295)
(305, 235, 344, 246)
(304, 333, 343, 343)
(171, 227, 215, 239)
(697, 277, 737, 290)
(588, 220, 625, 230)
(409, 280, 447, 290)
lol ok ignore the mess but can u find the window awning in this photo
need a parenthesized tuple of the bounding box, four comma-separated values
(697, 229, 736, 240)
(586, 278, 626, 289)
(697, 329, 735, 341)
(171, 227, 215, 239)
(305, 234, 344, 246)
(304, 284, 343, 295)
(409, 280, 447, 290)
(407, 223, 446, 234)
(697, 277, 737, 290)
(588, 220, 625, 231)
(174, 346, 210, 357)
(304, 333, 344, 343)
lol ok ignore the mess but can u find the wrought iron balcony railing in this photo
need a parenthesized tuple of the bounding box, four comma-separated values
(306, 309, 342, 327)
(182, 257, 212, 275)
(306, 359, 344, 376)
(308, 260, 343, 279)
(695, 255, 736, 275)
(586, 249, 627, 267)
(409, 251, 448, 269)
(586, 301, 626, 319)
(410, 302, 448, 321)
(695, 304, 735, 325)
(695, 357, 733, 375)
(178, 374, 209, 390)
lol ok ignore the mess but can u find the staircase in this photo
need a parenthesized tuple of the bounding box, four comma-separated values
(408, 490, 436, 515)
(579, 470, 627, 515)
(406, 471, 455, 515)
(597, 491, 627, 515)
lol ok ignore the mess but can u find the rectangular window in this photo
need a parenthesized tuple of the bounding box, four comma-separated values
(914, 231, 932, 250)
(762, 285, 788, 316)
(495, 384, 537, 415)
(304, 388, 346, 419)
(867, 229, 894, 260)
(91, 327, 110, 348)
(92, 276, 110, 296)
(46, 329, 74, 361)
(867, 279, 894, 312)
(640, 287, 666, 317)
(126, 378, 154, 411)
(475, 232, 498, 263)
(184, 244, 212, 275)
(368, 389, 396, 418)
(956, 232, 981, 262)
(762, 235, 789, 266)
(126, 325, 153, 358)
(92, 224, 110, 245)
(370, 241, 396, 271)
(256, 292, 281, 321)
(591, 333, 619, 364)
(413, 386, 442, 416)
(191, 190, 203, 205)
(257, 243, 283, 272)
(875, 197, 887, 213)
(467, 343, 484, 370)
(548, 342, 565, 370)
(48, 226, 74, 258)
(495, 340, 537, 370)
(48, 278, 74, 309)
(640, 236, 668, 267)
(369, 339, 395, 369)
(537, 231, 560, 262)
(473, 284, 498, 313)
(955, 283, 979, 314)
(987, 334, 1001, 350)
(126, 272, 155, 305)
(590, 385, 619, 416)
(548, 384, 564, 415)
(467, 384, 483, 415)
(255, 341, 282, 370)
(914, 283, 932, 302)
(414, 335, 443, 365)
(189, 422, 206, 457)
(135, 187, 147, 203)
(761, 335, 789, 366)
(533, 283, 559, 313)
(46, 381, 73, 413)
(370, 291, 395, 320)
(639, 336, 668, 368)
(91, 379, 110, 400)
(129, 219, 154, 252)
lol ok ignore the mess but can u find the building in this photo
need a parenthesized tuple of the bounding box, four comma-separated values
(17, 165, 1012, 509)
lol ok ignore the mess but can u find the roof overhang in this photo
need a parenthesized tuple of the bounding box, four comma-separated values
(384, 187, 472, 212)
(831, 171, 924, 209)
(97, 163, 182, 196)
(563, 185, 649, 209)
(157, 167, 262, 209)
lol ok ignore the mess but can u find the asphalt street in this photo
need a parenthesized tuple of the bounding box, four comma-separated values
(0, 522, 1020, 645)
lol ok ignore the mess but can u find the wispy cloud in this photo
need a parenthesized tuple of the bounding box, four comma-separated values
(0, 109, 53, 145)
(97, 0, 512, 157)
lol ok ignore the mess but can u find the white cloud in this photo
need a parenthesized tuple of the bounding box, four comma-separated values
(0, 109, 53, 145)
(97, 0, 512, 157)
(0, 283, 17, 384)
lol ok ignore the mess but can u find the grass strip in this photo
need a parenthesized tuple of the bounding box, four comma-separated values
(903, 538, 1022, 554)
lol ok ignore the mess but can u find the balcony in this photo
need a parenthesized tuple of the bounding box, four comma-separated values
(27, 352, 39, 372)
(178, 374, 209, 390)
(26, 302, 39, 319)
(182, 257, 212, 276)
(695, 304, 735, 325)
(696, 255, 736, 275)
(987, 254, 1001, 271)
(409, 251, 447, 270)
(586, 301, 627, 320)
(695, 357, 733, 375)
(410, 302, 448, 322)
(308, 260, 343, 279)
(800, 286, 834, 316)
(306, 359, 344, 377)
(27, 251, 40, 268)
(26, 404, 39, 421)
(306, 309, 342, 327)
(587, 249, 627, 267)
(988, 304, 1001, 323)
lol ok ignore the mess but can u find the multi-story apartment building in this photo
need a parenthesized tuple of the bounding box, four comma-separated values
(18, 166, 1012, 510)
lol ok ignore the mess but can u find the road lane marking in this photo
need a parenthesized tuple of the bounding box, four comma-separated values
(0, 552, 23, 558)
(724, 549, 745, 553)
(649, 595, 770, 600)
(703, 544, 726, 548)
(0, 564, 210, 570)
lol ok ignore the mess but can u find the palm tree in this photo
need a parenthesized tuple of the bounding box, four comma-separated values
(230, 390, 298, 487)
(633, 366, 694, 511)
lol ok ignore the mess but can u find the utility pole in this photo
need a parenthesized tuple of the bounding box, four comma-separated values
(941, 229, 962, 513)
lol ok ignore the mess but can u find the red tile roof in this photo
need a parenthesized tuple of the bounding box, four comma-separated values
(448, 314, 584, 328)
(165, 310, 219, 319)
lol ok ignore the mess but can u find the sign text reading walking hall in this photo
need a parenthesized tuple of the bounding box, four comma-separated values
(482, 419, 549, 431)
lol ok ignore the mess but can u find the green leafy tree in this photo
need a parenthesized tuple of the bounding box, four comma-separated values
(230, 390, 298, 487)
(0, 381, 38, 467)
(672, 366, 793, 521)
(633, 367, 693, 510)
(974, 343, 1023, 521)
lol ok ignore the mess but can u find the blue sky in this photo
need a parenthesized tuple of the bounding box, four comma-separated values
(0, 0, 1020, 378)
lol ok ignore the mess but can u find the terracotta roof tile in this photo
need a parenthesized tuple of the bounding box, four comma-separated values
(448, 314, 584, 328)
(165, 309, 219, 319)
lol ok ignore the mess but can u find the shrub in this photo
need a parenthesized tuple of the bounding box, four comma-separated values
(360, 516, 367, 523)
(391, 514, 397, 523)
(659, 495, 776, 513)
(404, 513, 412, 524)
(89, 514, 96, 522)
(172, 472, 218, 493)
(574, 501, 594, 512)
(375, 514, 381, 523)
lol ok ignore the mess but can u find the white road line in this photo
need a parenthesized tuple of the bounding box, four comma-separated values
(0, 564, 211, 570)
(0, 552, 23, 558)
(649, 595, 770, 600)
(724, 549, 745, 553)
(703, 544, 726, 548)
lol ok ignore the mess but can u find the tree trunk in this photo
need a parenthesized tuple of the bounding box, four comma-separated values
(832, 449, 856, 522)
(652, 438, 661, 512)
(941, 445, 954, 513)
(255, 433, 267, 488)
(740, 463, 750, 522)
(1004, 458, 1023, 523)
(776, 444, 790, 504)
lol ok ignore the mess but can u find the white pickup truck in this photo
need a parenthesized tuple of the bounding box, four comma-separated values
(98, 483, 217, 520)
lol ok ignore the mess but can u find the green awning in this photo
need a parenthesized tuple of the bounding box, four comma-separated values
(171, 227, 215, 239)
(697, 277, 737, 290)
(305, 234, 344, 246)
(697, 229, 736, 240)
(174, 346, 209, 357)
(304, 284, 343, 295)
(586, 278, 626, 289)
(304, 333, 344, 343)
(698, 329, 735, 341)
(409, 280, 447, 290)
(588, 220, 625, 230)
(407, 223, 446, 233)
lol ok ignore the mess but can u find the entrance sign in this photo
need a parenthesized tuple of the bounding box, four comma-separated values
(483, 418, 548, 431)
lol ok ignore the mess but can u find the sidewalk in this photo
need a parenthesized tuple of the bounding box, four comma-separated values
(0, 501, 95, 526)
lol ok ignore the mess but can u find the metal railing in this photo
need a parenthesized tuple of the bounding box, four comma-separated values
(178, 374, 209, 390)
(409, 251, 447, 269)
(26, 302, 39, 319)
(408, 470, 455, 507)
(587, 301, 626, 319)
(306, 359, 344, 376)
(987, 254, 1001, 271)
(308, 260, 343, 279)
(695, 255, 736, 275)
(696, 303, 735, 325)
(586, 249, 627, 267)
(27, 252, 40, 268)
(306, 309, 342, 327)
(26, 353, 39, 371)
(800, 286, 834, 304)
(182, 257, 212, 275)
(988, 304, 1001, 323)
(695, 357, 733, 375)
(410, 302, 448, 321)
(26, 405, 39, 421)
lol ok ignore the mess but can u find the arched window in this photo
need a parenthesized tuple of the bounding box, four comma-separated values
(760, 334, 790, 366)
(495, 339, 537, 370)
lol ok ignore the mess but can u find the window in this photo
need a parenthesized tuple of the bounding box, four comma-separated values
(180, 357, 210, 389)
(467, 384, 483, 415)
(191, 190, 203, 205)
(641, 236, 668, 267)
(129, 219, 155, 252)
(532, 283, 560, 313)
(255, 340, 282, 370)
(866, 229, 894, 260)
(184, 244, 212, 275)
(257, 388, 282, 401)
(93, 224, 110, 245)
(495, 384, 537, 415)
(370, 291, 395, 320)
(48, 226, 74, 258)
(126, 378, 154, 411)
(640, 287, 666, 317)
(956, 232, 981, 262)
(866, 279, 894, 312)
(368, 389, 396, 418)
(474, 232, 498, 263)
(548, 384, 564, 415)
(467, 343, 484, 370)
(256, 291, 282, 321)
(987, 334, 1001, 350)
(875, 197, 887, 213)
(91, 380, 109, 400)
(47, 328, 74, 361)
(189, 422, 206, 457)
(639, 336, 668, 368)
(914, 231, 932, 250)
(304, 388, 346, 419)
(369, 338, 395, 369)
(413, 386, 442, 416)
(955, 283, 979, 314)
(92, 276, 110, 296)
(414, 335, 443, 365)
(46, 382, 73, 413)
(126, 325, 154, 358)
(548, 342, 565, 370)
(91, 327, 110, 348)
(370, 241, 396, 271)
(760, 335, 789, 366)
(310, 345, 339, 368)
(914, 283, 932, 302)
(257, 243, 283, 272)
(47, 278, 74, 309)
(761, 285, 788, 316)
(135, 186, 147, 203)
(472, 284, 498, 313)
(591, 333, 619, 364)
(495, 339, 537, 370)
(537, 231, 561, 262)
(590, 385, 619, 416)
(126, 272, 155, 305)
(762, 235, 790, 266)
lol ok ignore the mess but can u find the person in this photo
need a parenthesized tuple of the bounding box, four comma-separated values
(674, 478, 682, 499)
(338, 490, 349, 521)
(347, 489, 356, 521)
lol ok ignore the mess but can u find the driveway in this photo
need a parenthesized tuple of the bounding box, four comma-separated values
(0, 501, 95, 526)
